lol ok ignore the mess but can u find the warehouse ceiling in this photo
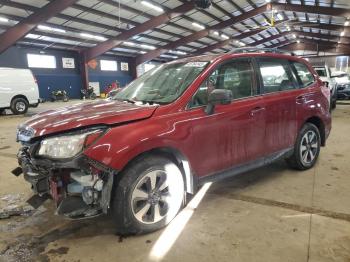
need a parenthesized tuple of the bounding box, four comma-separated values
(0, 0, 349, 63)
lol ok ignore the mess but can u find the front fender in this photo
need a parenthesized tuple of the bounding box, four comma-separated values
(83, 114, 194, 172)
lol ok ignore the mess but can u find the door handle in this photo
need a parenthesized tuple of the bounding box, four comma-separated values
(250, 106, 265, 116)
(296, 95, 306, 104)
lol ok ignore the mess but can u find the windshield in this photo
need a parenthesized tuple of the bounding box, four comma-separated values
(315, 68, 327, 77)
(113, 61, 208, 104)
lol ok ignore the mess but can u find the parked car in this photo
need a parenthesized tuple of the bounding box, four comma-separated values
(0, 67, 40, 115)
(13, 50, 331, 235)
(332, 73, 350, 100)
(313, 65, 337, 109)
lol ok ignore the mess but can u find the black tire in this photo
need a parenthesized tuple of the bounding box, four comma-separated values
(0, 109, 5, 115)
(112, 155, 185, 235)
(331, 99, 336, 110)
(10, 97, 28, 115)
(286, 123, 321, 170)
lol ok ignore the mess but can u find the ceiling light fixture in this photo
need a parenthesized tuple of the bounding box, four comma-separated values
(38, 25, 66, 33)
(276, 13, 283, 20)
(124, 41, 136, 46)
(140, 44, 156, 50)
(192, 22, 205, 30)
(0, 17, 9, 23)
(292, 34, 297, 38)
(340, 31, 345, 36)
(80, 33, 106, 41)
(213, 31, 219, 36)
(345, 20, 349, 26)
(265, 0, 271, 2)
(169, 50, 187, 55)
(297, 40, 300, 43)
(221, 34, 229, 39)
(141, 1, 164, 12)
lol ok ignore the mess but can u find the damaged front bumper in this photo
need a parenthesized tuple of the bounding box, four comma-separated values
(12, 146, 116, 219)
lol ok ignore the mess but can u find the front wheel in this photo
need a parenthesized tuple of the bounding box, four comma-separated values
(286, 123, 321, 170)
(112, 155, 185, 235)
(10, 98, 28, 115)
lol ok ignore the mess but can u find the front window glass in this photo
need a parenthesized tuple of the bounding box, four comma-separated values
(258, 58, 295, 93)
(113, 61, 208, 104)
(190, 59, 254, 107)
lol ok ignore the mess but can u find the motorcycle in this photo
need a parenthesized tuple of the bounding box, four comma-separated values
(51, 90, 69, 102)
(81, 86, 97, 100)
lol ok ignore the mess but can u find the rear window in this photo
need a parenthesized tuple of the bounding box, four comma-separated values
(292, 62, 315, 88)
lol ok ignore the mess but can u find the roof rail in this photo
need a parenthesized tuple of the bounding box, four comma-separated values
(229, 47, 295, 56)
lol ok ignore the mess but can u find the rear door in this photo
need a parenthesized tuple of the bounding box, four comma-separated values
(257, 57, 299, 154)
(187, 58, 266, 177)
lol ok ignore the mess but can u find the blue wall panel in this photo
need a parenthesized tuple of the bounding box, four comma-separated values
(0, 46, 135, 100)
(36, 74, 82, 99)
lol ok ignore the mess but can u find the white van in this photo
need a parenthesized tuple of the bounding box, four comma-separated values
(0, 68, 40, 115)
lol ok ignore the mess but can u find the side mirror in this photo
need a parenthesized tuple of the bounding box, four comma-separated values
(323, 81, 329, 88)
(205, 89, 232, 115)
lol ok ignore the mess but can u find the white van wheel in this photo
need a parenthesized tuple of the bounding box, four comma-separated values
(11, 98, 28, 115)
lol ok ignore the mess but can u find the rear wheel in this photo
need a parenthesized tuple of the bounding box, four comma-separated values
(286, 123, 321, 170)
(112, 155, 185, 235)
(331, 99, 337, 110)
(10, 98, 28, 115)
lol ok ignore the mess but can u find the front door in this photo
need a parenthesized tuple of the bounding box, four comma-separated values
(188, 58, 266, 177)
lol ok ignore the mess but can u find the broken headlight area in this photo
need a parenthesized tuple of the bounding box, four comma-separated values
(13, 129, 116, 219)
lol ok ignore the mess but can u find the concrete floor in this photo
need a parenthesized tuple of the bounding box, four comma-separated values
(0, 100, 350, 262)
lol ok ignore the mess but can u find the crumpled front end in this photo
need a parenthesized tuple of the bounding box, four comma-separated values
(13, 127, 116, 219)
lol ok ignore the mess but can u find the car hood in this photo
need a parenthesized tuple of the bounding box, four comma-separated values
(19, 100, 158, 138)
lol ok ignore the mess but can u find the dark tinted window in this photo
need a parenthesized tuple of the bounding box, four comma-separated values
(258, 58, 296, 93)
(293, 62, 315, 88)
(190, 59, 255, 107)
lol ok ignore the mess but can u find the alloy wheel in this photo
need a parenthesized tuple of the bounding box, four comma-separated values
(131, 169, 183, 224)
(300, 130, 319, 165)
(16, 101, 26, 112)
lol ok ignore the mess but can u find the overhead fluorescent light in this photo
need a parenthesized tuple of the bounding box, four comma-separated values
(80, 33, 94, 38)
(124, 41, 136, 46)
(25, 34, 40, 39)
(265, 0, 271, 2)
(340, 31, 345, 36)
(292, 34, 297, 38)
(345, 21, 349, 26)
(160, 54, 178, 59)
(141, 1, 164, 12)
(297, 40, 300, 43)
(213, 31, 219, 36)
(192, 22, 205, 30)
(140, 44, 156, 50)
(276, 13, 283, 20)
(169, 50, 187, 55)
(94, 35, 107, 41)
(239, 42, 246, 46)
(38, 25, 66, 33)
(80, 33, 106, 41)
(0, 17, 9, 23)
(221, 34, 229, 39)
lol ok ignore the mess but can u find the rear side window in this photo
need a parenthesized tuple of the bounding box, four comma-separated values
(292, 62, 315, 88)
(258, 58, 296, 93)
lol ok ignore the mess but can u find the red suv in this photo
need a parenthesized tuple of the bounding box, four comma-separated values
(13, 49, 331, 234)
